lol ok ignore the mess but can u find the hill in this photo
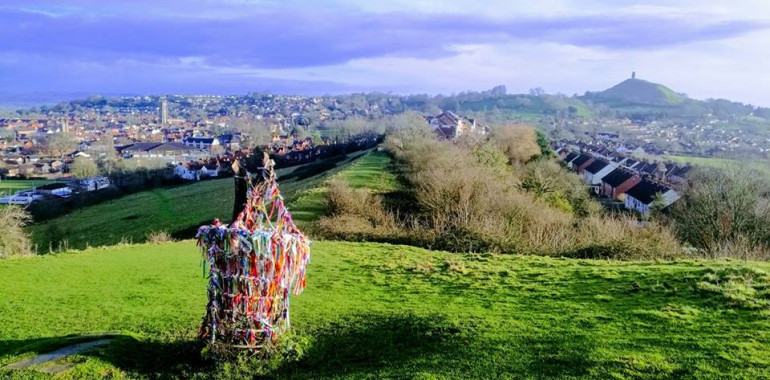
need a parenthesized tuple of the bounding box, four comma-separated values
(585, 77, 686, 107)
(28, 150, 372, 252)
(1, 240, 769, 379)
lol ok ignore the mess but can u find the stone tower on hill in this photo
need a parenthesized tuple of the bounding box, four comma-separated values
(632, 71, 636, 79)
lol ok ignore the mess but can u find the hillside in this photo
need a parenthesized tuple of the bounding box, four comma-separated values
(585, 78, 686, 107)
(28, 150, 371, 252)
(1, 240, 769, 379)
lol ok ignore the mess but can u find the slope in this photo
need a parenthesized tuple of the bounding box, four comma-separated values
(587, 78, 686, 107)
(1, 240, 769, 379)
(28, 150, 371, 252)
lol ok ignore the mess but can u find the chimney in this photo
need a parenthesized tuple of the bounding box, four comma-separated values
(632, 71, 636, 79)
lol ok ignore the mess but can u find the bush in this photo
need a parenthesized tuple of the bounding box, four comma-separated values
(490, 124, 541, 164)
(146, 230, 173, 244)
(670, 168, 770, 259)
(317, 179, 399, 240)
(521, 159, 601, 217)
(0, 206, 33, 258)
(378, 125, 682, 259)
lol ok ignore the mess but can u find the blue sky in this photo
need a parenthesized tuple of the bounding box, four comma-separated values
(2, 0, 769, 105)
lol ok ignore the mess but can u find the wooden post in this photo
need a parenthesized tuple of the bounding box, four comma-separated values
(232, 152, 273, 223)
(231, 158, 249, 223)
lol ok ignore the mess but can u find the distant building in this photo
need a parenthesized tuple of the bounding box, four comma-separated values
(583, 158, 615, 192)
(600, 168, 641, 201)
(425, 111, 489, 140)
(159, 97, 169, 125)
(119, 141, 202, 158)
(624, 179, 679, 215)
(182, 137, 216, 150)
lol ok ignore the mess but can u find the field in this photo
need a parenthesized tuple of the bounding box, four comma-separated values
(0, 179, 60, 196)
(28, 151, 371, 252)
(288, 149, 399, 227)
(6, 148, 770, 378)
(665, 155, 770, 178)
(1, 240, 769, 379)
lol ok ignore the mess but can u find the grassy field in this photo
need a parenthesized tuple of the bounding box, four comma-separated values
(28, 151, 371, 252)
(665, 155, 770, 178)
(286, 149, 399, 227)
(1, 240, 769, 379)
(0, 179, 60, 196)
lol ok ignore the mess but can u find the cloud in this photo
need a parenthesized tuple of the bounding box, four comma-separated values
(1, 1, 769, 105)
(1, 7, 766, 69)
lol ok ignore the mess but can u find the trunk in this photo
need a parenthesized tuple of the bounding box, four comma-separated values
(232, 151, 273, 222)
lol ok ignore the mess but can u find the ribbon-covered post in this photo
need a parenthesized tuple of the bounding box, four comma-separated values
(197, 154, 310, 350)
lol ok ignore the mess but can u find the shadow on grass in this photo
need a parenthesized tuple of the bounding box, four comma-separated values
(278, 313, 468, 379)
(0, 313, 468, 379)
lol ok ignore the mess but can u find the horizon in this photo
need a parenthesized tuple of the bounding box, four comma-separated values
(2, 1, 770, 106)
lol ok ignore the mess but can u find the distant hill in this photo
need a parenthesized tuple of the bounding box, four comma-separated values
(584, 76, 687, 107)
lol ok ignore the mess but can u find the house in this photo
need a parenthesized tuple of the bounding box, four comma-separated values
(600, 168, 641, 201)
(174, 161, 221, 180)
(598, 132, 620, 141)
(78, 177, 111, 192)
(120, 142, 201, 158)
(624, 179, 680, 215)
(174, 162, 202, 180)
(200, 164, 220, 178)
(426, 111, 489, 140)
(635, 161, 659, 176)
(563, 152, 579, 168)
(32, 162, 51, 174)
(572, 153, 595, 174)
(0, 190, 44, 205)
(216, 134, 242, 150)
(583, 158, 615, 190)
(36, 183, 72, 198)
(623, 158, 639, 170)
(182, 137, 217, 150)
(667, 165, 692, 184)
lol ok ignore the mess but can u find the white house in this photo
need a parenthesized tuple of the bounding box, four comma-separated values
(624, 179, 680, 215)
(200, 165, 220, 178)
(78, 177, 111, 192)
(426, 111, 490, 140)
(174, 163, 201, 180)
(0, 191, 44, 205)
(583, 158, 615, 187)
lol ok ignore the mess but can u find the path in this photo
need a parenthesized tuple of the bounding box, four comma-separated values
(4, 337, 113, 374)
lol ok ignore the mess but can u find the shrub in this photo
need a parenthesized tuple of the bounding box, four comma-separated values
(146, 230, 173, 244)
(341, 123, 683, 260)
(490, 124, 541, 164)
(0, 206, 33, 258)
(671, 167, 770, 259)
(317, 179, 399, 240)
(521, 159, 601, 217)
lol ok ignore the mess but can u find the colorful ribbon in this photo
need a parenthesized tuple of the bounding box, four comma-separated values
(196, 169, 310, 348)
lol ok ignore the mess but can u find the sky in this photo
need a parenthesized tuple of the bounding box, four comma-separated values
(1, 0, 770, 105)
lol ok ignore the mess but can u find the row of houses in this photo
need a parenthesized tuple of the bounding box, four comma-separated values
(559, 149, 684, 215)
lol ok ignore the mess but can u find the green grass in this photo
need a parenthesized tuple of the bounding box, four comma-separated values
(665, 155, 770, 178)
(28, 151, 372, 252)
(288, 149, 399, 227)
(1, 240, 769, 379)
(591, 78, 685, 106)
(0, 179, 60, 196)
